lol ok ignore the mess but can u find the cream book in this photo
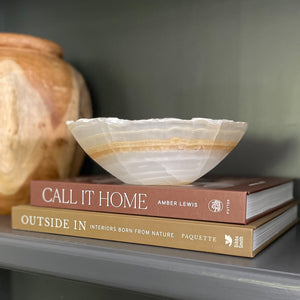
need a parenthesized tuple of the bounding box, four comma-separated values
(11, 202, 298, 258)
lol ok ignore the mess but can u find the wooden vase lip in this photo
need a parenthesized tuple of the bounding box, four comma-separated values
(0, 32, 64, 58)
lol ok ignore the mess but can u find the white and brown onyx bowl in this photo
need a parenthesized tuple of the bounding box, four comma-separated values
(67, 117, 247, 185)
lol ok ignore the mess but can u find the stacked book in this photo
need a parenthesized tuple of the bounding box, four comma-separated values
(11, 175, 298, 257)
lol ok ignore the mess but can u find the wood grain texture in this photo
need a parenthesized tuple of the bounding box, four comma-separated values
(0, 33, 92, 214)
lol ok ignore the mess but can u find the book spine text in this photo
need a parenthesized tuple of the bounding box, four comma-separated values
(12, 205, 253, 257)
(30, 181, 247, 223)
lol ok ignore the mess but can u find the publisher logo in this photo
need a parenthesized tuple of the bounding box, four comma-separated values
(208, 199, 223, 213)
(225, 234, 232, 247)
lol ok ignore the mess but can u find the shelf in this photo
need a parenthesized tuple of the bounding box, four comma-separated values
(0, 215, 299, 300)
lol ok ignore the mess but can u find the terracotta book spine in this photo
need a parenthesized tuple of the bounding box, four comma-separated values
(30, 181, 248, 223)
(12, 205, 254, 257)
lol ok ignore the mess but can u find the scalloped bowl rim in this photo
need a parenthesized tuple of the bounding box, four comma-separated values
(66, 117, 248, 127)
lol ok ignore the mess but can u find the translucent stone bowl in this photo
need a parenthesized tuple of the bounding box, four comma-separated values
(66, 117, 247, 185)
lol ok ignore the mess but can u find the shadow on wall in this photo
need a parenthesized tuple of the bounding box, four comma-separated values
(80, 155, 106, 176)
(292, 180, 300, 201)
(211, 136, 299, 195)
(71, 61, 129, 119)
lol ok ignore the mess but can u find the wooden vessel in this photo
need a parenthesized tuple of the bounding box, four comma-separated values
(0, 33, 92, 213)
